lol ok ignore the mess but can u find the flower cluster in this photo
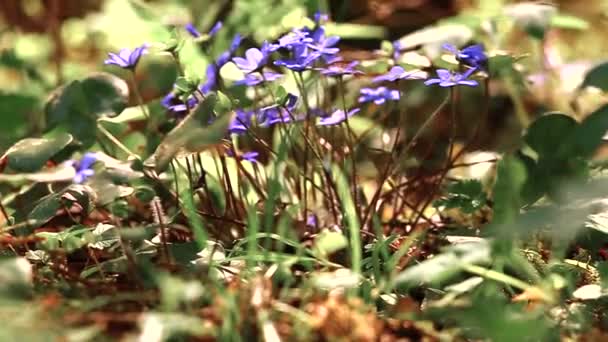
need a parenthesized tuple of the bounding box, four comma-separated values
(103, 13, 489, 163)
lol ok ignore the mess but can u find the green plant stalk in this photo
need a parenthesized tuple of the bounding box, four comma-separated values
(462, 263, 552, 302)
(97, 123, 140, 160)
(130, 71, 150, 119)
(331, 164, 361, 275)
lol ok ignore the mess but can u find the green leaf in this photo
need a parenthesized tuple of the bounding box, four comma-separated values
(562, 104, 608, 159)
(524, 113, 577, 158)
(551, 14, 589, 30)
(331, 164, 361, 274)
(3, 133, 73, 172)
(134, 53, 179, 102)
(393, 241, 490, 288)
(28, 185, 92, 230)
(313, 230, 348, 258)
(492, 155, 527, 225)
(580, 62, 608, 92)
(0, 93, 38, 151)
(435, 179, 487, 214)
(145, 93, 235, 173)
(45, 72, 129, 147)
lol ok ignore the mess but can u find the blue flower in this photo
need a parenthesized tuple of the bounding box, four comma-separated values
(317, 108, 360, 126)
(217, 34, 243, 67)
(227, 150, 259, 163)
(185, 23, 202, 38)
(200, 64, 218, 94)
(71, 152, 97, 184)
(234, 71, 282, 86)
(358, 87, 400, 105)
(277, 29, 313, 49)
(258, 95, 301, 127)
(424, 68, 478, 88)
(392, 40, 402, 60)
(319, 61, 362, 77)
(161, 93, 198, 117)
(233, 42, 274, 73)
(104, 44, 148, 69)
(372, 66, 412, 83)
(313, 12, 329, 26)
(274, 45, 320, 72)
(229, 109, 254, 135)
(242, 151, 259, 163)
(208, 21, 223, 37)
(442, 43, 487, 69)
(307, 27, 340, 61)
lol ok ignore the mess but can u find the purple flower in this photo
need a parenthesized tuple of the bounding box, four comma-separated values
(229, 109, 253, 135)
(227, 150, 259, 163)
(308, 27, 340, 61)
(392, 40, 402, 60)
(242, 151, 259, 163)
(233, 42, 274, 73)
(185, 23, 202, 38)
(71, 152, 97, 184)
(162, 93, 198, 117)
(277, 29, 313, 49)
(358, 87, 400, 105)
(306, 214, 318, 227)
(319, 61, 362, 77)
(186, 21, 222, 39)
(424, 68, 478, 88)
(208, 21, 223, 37)
(234, 71, 283, 86)
(442, 43, 487, 69)
(104, 44, 148, 69)
(372, 66, 412, 83)
(200, 64, 218, 94)
(317, 108, 360, 126)
(217, 34, 243, 67)
(274, 45, 320, 72)
(313, 12, 329, 26)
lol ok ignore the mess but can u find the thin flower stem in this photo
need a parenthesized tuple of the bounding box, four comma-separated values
(130, 71, 150, 119)
(170, 161, 181, 211)
(295, 71, 311, 216)
(362, 95, 449, 228)
(97, 123, 140, 160)
(338, 76, 359, 220)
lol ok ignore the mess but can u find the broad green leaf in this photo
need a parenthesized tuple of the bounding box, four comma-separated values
(435, 179, 487, 214)
(562, 104, 608, 159)
(134, 53, 179, 103)
(45, 72, 129, 147)
(551, 14, 589, 30)
(28, 185, 91, 229)
(492, 155, 527, 225)
(0, 93, 38, 151)
(580, 62, 608, 92)
(0, 163, 75, 184)
(331, 164, 361, 274)
(393, 241, 491, 288)
(313, 230, 348, 258)
(145, 93, 235, 173)
(524, 113, 577, 158)
(3, 133, 73, 172)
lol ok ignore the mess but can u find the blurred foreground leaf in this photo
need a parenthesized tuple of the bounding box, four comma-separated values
(3, 133, 73, 172)
(145, 93, 234, 173)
